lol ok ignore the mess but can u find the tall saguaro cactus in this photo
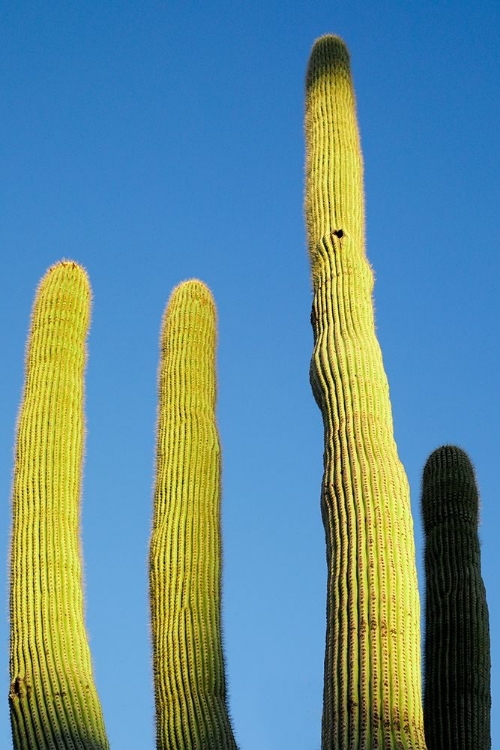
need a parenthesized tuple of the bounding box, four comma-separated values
(149, 280, 237, 750)
(305, 36, 427, 749)
(9, 261, 109, 750)
(422, 446, 491, 750)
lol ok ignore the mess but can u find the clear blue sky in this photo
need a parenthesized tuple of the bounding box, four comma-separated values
(1, 2, 499, 748)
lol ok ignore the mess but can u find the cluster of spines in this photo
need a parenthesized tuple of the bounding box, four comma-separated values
(149, 280, 237, 750)
(422, 446, 491, 750)
(305, 36, 426, 749)
(9, 261, 109, 750)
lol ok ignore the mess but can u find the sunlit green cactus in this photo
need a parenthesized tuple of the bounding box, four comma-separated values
(9, 266, 237, 750)
(305, 35, 427, 749)
(149, 280, 237, 750)
(422, 446, 491, 750)
(9, 261, 109, 750)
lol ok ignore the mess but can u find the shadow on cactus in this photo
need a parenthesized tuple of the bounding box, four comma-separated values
(422, 446, 491, 750)
(8, 35, 490, 750)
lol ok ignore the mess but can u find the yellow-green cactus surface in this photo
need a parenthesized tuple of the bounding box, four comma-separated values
(150, 280, 237, 750)
(305, 36, 427, 749)
(9, 261, 109, 750)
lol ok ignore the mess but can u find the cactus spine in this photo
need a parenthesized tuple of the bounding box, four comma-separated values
(149, 280, 237, 750)
(422, 446, 491, 750)
(305, 36, 426, 749)
(9, 261, 109, 750)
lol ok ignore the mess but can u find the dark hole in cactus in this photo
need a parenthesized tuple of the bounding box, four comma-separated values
(333, 229, 344, 238)
(11, 677, 23, 697)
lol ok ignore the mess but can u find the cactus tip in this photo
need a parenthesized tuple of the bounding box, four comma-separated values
(40, 259, 91, 298)
(168, 278, 215, 309)
(161, 279, 217, 345)
(422, 445, 479, 531)
(423, 444, 475, 479)
(306, 34, 351, 90)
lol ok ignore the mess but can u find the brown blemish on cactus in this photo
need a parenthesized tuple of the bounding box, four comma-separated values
(9, 676, 31, 701)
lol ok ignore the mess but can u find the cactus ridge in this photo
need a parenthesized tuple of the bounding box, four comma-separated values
(422, 446, 491, 750)
(149, 280, 238, 750)
(9, 261, 109, 750)
(305, 35, 426, 749)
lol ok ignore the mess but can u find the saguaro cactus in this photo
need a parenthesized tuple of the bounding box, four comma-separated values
(422, 446, 491, 750)
(9, 261, 109, 750)
(305, 35, 427, 748)
(149, 280, 237, 750)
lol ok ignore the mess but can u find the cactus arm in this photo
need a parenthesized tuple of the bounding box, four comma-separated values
(422, 446, 491, 750)
(9, 261, 109, 750)
(305, 36, 426, 749)
(149, 280, 237, 750)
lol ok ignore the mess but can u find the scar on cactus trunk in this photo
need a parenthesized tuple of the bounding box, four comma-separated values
(305, 35, 426, 749)
(422, 446, 491, 750)
(150, 280, 238, 750)
(9, 261, 109, 750)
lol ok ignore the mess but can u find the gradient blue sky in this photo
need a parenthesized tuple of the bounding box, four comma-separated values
(1, 2, 499, 748)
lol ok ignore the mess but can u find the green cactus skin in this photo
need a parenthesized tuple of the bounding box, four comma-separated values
(305, 36, 427, 749)
(422, 446, 491, 750)
(149, 280, 237, 750)
(9, 261, 109, 750)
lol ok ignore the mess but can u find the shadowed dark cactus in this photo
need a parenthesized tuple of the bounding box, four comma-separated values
(422, 446, 491, 750)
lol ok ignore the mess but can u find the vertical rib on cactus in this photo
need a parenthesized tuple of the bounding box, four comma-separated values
(422, 446, 491, 750)
(9, 261, 109, 750)
(305, 36, 426, 749)
(150, 280, 237, 750)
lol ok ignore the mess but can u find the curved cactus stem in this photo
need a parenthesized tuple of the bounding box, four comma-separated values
(150, 280, 238, 750)
(9, 261, 109, 750)
(305, 35, 426, 749)
(422, 446, 491, 750)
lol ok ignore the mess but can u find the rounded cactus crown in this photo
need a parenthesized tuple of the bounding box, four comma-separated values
(422, 445, 479, 531)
